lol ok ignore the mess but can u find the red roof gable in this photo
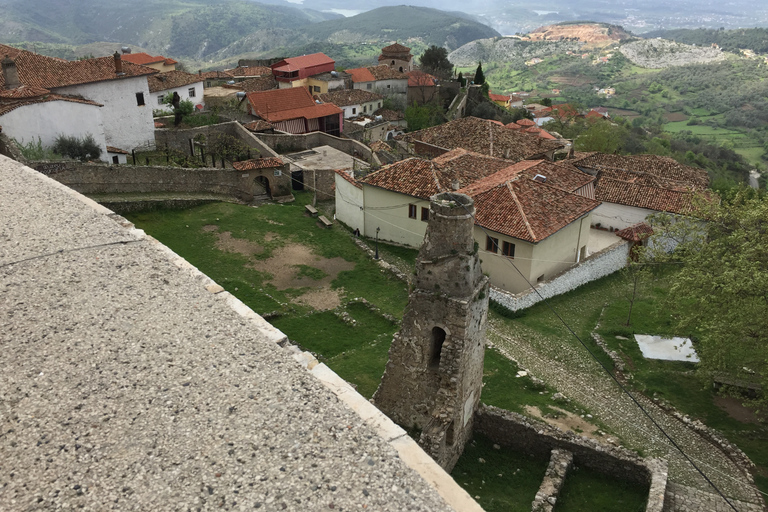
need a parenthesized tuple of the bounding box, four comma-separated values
(346, 67, 376, 83)
(122, 53, 166, 66)
(488, 93, 508, 102)
(407, 70, 436, 87)
(271, 53, 334, 73)
(246, 87, 341, 123)
(615, 222, 654, 242)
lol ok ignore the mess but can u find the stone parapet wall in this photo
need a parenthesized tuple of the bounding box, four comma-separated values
(298, 169, 336, 201)
(154, 121, 277, 159)
(255, 131, 372, 161)
(532, 449, 574, 512)
(491, 240, 631, 312)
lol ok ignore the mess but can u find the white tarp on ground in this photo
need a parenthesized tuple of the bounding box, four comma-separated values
(635, 335, 700, 362)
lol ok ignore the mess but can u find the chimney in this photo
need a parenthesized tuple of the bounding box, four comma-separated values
(113, 51, 123, 75)
(2, 55, 21, 90)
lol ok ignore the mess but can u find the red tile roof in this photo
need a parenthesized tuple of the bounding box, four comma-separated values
(245, 87, 341, 123)
(0, 45, 156, 90)
(361, 149, 513, 200)
(106, 146, 129, 154)
(516, 118, 536, 126)
(227, 66, 272, 77)
(335, 169, 362, 189)
(346, 67, 376, 83)
(505, 122, 523, 130)
(404, 117, 564, 161)
(615, 222, 654, 242)
(121, 52, 166, 66)
(595, 176, 702, 215)
(317, 89, 383, 107)
(488, 93, 508, 102)
(514, 160, 596, 193)
(463, 175, 599, 242)
(571, 153, 709, 188)
(271, 53, 334, 73)
(148, 71, 202, 93)
(0, 93, 102, 117)
(368, 65, 408, 81)
(381, 43, 411, 54)
(243, 120, 274, 131)
(198, 70, 234, 80)
(0, 85, 50, 99)
(232, 158, 284, 170)
(238, 75, 278, 93)
(407, 70, 436, 87)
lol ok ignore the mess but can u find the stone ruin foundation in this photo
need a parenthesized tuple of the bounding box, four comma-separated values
(373, 192, 489, 471)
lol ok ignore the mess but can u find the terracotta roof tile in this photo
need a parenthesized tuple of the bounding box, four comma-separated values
(404, 117, 564, 161)
(571, 153, 709, 188)
(0, 85, 50, 98)
(271, 53, 334, 73)
(148, 71, 202, 93)
(488, 93, 508, 102)
(0, 93, 101, 117)
(335, 169, 362, 189)
(369, 140, 392, 153)
(381, 43, 411, 53)
(232, 158, 283, 170)
(373, 108, 404, 121)
(198, 70, 234, 80)
(367, 65, 408, 81)
(318, 89, 383, 107)
(106, 146, 129, 154)
(346, 67, 376, 83)
(238, 75, 278, 93)
(407, 70, 436, 87)
(615, 222, 654, 242)
(243, 120, 274, 131)
(121, 53, 167, 66)
(0, 45, 156, 90)
(461, 174, 600, 243)
(245, 87, 341, 122)
(227, 66, 272, 77)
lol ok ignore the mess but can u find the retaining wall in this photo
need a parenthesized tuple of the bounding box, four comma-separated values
(491, 240, 631, 312)
(254, 131, 372, 161)
(154, 121, 277, 159)
(476, 405, 667, 512)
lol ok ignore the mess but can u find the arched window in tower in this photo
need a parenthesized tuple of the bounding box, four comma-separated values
(429, 327, 446, 369)
(391, 60, 395, 65)
(399, 66, 403, 72)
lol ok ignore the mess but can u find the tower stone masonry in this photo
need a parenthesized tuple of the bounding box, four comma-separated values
(373, 192, 489, 471)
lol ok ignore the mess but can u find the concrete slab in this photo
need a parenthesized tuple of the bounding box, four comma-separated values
(587, 228, 622, 256)
(285, 145, 369, 171)
(635, 335, 700, 362)
(0, 155, 457, 511)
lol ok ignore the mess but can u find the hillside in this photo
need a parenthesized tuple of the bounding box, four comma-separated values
(619, 39, 727, 69)
(448, 38, 582, 68)
(524, 22, 634, 45)
(300, 6, 500, 51)
(642, 27, 768, 54)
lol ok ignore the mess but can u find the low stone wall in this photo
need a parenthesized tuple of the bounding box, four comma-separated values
(475, 405, 667, 511)
(31, 160, 293, 202)
(491, 240, 631, 312)
(296, 169, 337, 201)
(99, 198, 225, 214)
(532, 449, 573, 512)
(154, 121, 277, 159)
(255, 131, 372, 161)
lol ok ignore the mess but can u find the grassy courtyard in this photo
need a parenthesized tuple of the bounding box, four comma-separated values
(126, 194, 765, 507)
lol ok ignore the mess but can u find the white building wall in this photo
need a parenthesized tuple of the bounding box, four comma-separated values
(0, 101, 109, 162)
(334, 174, 364, 231)
(362, 186, 428, 246)
(592, 202, 655, 231)
(152, 81, 205, 113)
(53, 76, 155, 152)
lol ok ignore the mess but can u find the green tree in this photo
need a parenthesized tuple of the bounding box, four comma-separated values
(52, 134, 102, 161)
(404, 102, 445, 132)
(574, 121, 628, 153)
(419, 45, 453, 80)
(474, 62, 485, 85)
(642, 188, 768, 409)
(457, 71, 465, 87)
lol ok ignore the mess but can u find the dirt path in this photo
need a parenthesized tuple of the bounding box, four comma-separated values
(488, 319, 762, 507)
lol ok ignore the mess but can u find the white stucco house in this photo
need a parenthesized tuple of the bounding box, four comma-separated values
(570, 153, 710, 231)
(347, 65, 408, 97)
(148, 71, 205, 113)
(317, 89, 384, 119)
(335, 149, 600, 294)
(0, 44, 157, 159)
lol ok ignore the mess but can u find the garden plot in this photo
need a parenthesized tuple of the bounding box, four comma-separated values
(634, 335, 699, 362)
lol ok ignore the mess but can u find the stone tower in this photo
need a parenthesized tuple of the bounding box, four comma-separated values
(373, 192, 489, 471)
(378, 42, 413, 73)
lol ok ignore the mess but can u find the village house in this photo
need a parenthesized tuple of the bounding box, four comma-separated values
(406, 70, 438, 105)
(347, 65, 409, 97)
(317, 89, 383, 118)
(121, 52, 177, 72)
(403, 116, 565, 160)
(244, 87, 342, 136)
(378, 42, 414, 73)
(148, 71, 204, 112)
(197, 70, 234, 88)
(570, 152, 710, 230)
(335, 148, 599, 294)
(270, 53, 336, 90)
(0, 45, 157, 160)
(227, 65, 273, 83)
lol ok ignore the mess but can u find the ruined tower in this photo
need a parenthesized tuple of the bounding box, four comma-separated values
(373, 192, 489, 471)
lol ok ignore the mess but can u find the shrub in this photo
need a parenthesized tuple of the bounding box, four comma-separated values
(52, 134, 102, 161)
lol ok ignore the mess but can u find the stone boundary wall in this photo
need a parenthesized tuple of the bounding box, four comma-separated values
(475, 405, 668, 512)
(532, 449, 574, 512)
(99, 198, 225, 214)
(32, 161, 246, 199)
(154, 121, 278, 159)
(491, 240, 631, 312)
(254, 131, 372, 161)
(299, 169, 337, 201)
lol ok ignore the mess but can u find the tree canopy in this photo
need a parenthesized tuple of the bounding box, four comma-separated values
(419, 45, 453, 80)
(474, 62, 485, 85)
(642, 188, 768, 410)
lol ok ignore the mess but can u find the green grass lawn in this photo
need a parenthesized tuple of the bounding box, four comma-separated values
(557, 465, 649, 512)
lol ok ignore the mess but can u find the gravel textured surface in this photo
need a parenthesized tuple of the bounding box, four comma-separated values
(488, 319, 763, 509)
(0, 156, 454, 512)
